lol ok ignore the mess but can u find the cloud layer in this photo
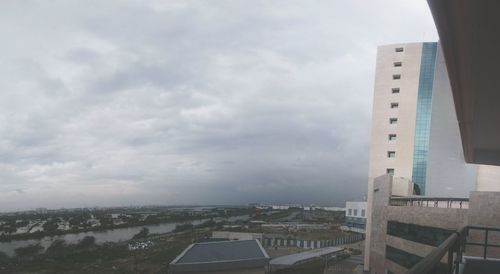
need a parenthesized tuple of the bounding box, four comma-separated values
(0, 0, 438, 211)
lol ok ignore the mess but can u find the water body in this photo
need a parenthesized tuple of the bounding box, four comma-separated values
(0, 215, 248, 256)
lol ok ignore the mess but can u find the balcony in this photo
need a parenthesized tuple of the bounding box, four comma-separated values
(389, 197, 469, 209)
(407, 226, 500, 274)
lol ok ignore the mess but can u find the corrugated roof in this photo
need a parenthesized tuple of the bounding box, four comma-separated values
(270, 246, 343, 266)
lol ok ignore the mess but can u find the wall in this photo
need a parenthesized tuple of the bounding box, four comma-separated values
(476, 165, 500, 191)
(392, 177, 413, 196)
(365, 174, 393, 272)
(365, 174, 468, 274)
(345, 201, 367, 218)
(368, 43, 423, 188)
(212, 231, 263, 241)
(467, 191, 500, 258)
(366, 42, 423, 271)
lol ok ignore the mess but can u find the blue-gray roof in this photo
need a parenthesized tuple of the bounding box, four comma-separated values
(170, 240, 270, 272)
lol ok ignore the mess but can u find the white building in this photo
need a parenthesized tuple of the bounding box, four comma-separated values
(341, 201, 367, 233)
(365, 41, 500, 272)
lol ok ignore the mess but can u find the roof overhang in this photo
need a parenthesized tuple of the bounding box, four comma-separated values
(427, 0, 500, 165)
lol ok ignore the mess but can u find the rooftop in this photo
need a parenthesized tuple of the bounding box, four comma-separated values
(170, 240, 270, 273)
(270, 246, 343, 268)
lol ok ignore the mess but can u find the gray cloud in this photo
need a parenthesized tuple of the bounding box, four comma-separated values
(0, 0, 437, 211)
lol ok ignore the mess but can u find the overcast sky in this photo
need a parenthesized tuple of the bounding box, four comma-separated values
(0, 1, 438, 211)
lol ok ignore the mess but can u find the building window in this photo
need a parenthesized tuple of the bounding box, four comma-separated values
(391, 102, 399, 109)
(393, 74, 401, 80)
(386, 246, 422, 269)
(389, 134, 397, 141)
(392, 88, 400, 94)
(387, 168, 394, 175)
(389, 118, 398, 124)
(394, 61, 402, 67)
(388, 151, 396, 158)
(387, 221, 453, 247)
(395, 47, 404, 52)
(353, 209, 358, 216)
(348, 209, 352, 216)
(361, 209, 365, 217)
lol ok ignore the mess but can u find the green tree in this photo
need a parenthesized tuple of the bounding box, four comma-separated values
(43, 220, 59, 233)
(173, 223, 193, 232)
(14, 244, 43, 258)
(132, 227, 149, 239)
(46, 239, 68, 258)
(0, 251, 9, 266)
(76, 236, 96, 249)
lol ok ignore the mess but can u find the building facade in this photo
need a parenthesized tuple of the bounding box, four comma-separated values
(342, 201, 367, 233)
(367, 42, 477, 199)
(364, 41, 500, 272)
(367, 174, 500, 274)
(364, 42, 500, 273)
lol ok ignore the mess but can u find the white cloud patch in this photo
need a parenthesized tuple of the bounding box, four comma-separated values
(0, 0, 437, 211)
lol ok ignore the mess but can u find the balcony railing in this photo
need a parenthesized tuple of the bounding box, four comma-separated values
(407, 226, 500, 274)
(390, 197, 469, 209)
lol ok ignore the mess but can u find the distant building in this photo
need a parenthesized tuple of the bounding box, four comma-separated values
(169, 240, 270, 274)
(35, 207, 48, 214)
(341, 201, 367, 233)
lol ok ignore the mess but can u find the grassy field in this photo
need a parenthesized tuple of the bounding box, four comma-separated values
(0, 229, 211, 274)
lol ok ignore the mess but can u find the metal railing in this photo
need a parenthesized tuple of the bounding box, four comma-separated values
(407, 225, 500, 274)
(390, 197, 469, 209)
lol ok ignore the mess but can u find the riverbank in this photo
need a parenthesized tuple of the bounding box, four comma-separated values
(0, 215, 249, 257)
(0, 212, 249, 242)
(0, 227, 209, 274)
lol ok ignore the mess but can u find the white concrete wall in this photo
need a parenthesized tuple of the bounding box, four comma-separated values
(345, 201, 367, 218)
(368, 43, 423, 186)
(392, 177, 413, 196)
(366, 43, 423, 272)
(426, 44, 477, 197)
(476, 165, 500, 191)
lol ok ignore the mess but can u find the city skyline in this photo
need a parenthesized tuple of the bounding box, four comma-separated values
(0, 1, 438, 211)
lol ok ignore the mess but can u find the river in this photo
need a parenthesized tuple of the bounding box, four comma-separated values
(0, 215, 249, 256)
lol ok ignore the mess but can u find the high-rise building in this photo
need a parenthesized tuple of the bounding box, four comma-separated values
(367, 42, 477, 199)
(364, 41, 500, 272)
(363, 1, 500, 273)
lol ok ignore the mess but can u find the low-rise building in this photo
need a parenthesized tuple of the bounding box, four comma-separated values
(367, 174, 500, 274)
(341, 201, 367, 233)
(169, 240, 270, 274)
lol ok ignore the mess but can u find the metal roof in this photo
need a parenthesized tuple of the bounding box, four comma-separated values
(270, 246, 343, 267)
(170, 240, 270, 272)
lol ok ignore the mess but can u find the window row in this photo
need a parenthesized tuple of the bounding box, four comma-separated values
(384, 47, 404, 178)
(347, 208, 366, 217)
(387, 221, 453, 247)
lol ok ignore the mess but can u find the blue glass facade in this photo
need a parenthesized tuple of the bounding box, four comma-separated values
(412, 42, 438, 195)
